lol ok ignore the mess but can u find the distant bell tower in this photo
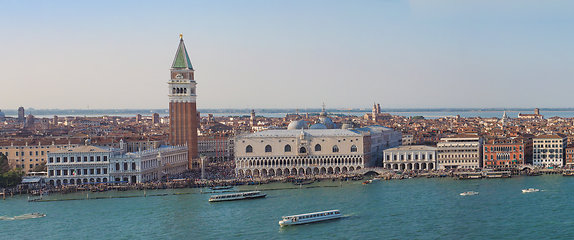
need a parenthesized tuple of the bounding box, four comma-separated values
(18, 106, 25, 123)
(169, 34, 198, 169)
(250, 109, 256, 127)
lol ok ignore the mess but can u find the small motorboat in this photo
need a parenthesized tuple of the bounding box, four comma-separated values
(1, 213, 46, 221)
(522, 188, 540, 193)
(459, 191, 479, 196)
(362, 180, 372, 185)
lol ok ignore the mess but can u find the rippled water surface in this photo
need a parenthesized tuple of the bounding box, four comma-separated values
(2, 175, 574, 239)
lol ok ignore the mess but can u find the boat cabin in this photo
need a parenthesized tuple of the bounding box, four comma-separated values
(282, 210, 340, 221)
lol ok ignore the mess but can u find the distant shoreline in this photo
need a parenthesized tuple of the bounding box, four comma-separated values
(1, 107, 571, 116)
(2, 108, 574, 119)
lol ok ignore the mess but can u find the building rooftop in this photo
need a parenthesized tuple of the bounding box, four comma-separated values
(385, 145, 437, 151)
(534, 134, 566, 139)
(241, 129, 363, 138)
(51, 145, 110, 154)
(355, 125, 395, 133)
(171, 36, 194, 70)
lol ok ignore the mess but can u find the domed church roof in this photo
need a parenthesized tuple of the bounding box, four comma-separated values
(287, 120, 309, 130)
(319, 117, 335, 129)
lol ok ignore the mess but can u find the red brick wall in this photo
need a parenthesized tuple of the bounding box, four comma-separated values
(170, 102, 198, 169)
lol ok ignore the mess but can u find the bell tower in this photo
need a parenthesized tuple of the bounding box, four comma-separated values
(169, 34, 198, 169)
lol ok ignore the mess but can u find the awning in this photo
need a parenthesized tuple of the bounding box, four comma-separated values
(21, 177, 42, 184)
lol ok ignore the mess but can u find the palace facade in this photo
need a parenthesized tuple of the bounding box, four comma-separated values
(437, 134, 483, 169)
(234, 122, 401, 177)
(235, 129, 368, 177)
(383, 145, 437, 171)
(46, 145, 188, 185)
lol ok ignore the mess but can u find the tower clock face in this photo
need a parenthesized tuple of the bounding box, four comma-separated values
(175, 73, 183, 79)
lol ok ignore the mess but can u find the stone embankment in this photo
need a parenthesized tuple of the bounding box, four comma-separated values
(2, 167, 572, 199)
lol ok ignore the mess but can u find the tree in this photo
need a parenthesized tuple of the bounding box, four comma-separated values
(32, 162, 46, 172)
(0, 153, 24, 188)
(0, 153, 10, 174)
(0, 170, 23, 188)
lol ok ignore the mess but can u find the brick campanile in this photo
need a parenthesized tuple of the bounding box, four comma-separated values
(169, 34, 198, 170)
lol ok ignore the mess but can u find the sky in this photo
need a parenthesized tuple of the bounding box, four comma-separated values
(0, 0, 573, 110)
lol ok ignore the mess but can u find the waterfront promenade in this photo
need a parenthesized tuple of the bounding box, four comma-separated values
(2, 166, 569, 200)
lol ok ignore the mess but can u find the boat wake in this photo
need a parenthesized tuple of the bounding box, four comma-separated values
(0, 213, 46, 221)
(342, 213, 357, 218)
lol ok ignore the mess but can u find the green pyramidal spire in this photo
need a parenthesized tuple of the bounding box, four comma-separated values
(171, 34, 194, 70)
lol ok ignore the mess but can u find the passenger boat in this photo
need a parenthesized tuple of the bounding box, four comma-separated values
(456, 172, 483, 180)
(522, 188, 540, 193)
(459, 191, 479, 196)
(208, 191, 266, 202)
(362, 180, 372, 184)
(279, 210, 342, 226)
(483, 171, 512, 178)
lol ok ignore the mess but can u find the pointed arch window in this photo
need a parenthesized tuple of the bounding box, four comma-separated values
(315, 144, 322, 152)
(246, 145, 253, 153)
(351, 145, 357, 152)
(299, 147, 307, 153)
(284, 144, 292, 152)
(332, 145, 339, 153)
(265, 145, 272, 153)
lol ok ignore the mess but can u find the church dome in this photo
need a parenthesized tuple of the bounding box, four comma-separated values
(310, 123, 327, 129)
(287, 120, 309, 130)
(319, 117, 335, 129)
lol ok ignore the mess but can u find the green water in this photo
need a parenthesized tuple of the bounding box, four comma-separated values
(2, 175, 574, 239)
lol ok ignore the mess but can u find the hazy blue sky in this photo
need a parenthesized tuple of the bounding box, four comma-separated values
(1, 0, 573, 110)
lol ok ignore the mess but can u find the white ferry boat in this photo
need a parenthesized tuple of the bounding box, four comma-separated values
(208, 191, 266, 202)
(460, 191, 479, 196)
(522, 188, 540, 193)
(279, 210, 342, 226)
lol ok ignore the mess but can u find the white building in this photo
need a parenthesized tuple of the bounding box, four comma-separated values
(110, 146, 188, 183)
(383, 145, 437, 171)
(235, 129, 369, 177)
(47, 145, 117, 185)
(533, 134, 566, 168)
(47, 145, 188, 185)
(437, 134, 483, 170)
